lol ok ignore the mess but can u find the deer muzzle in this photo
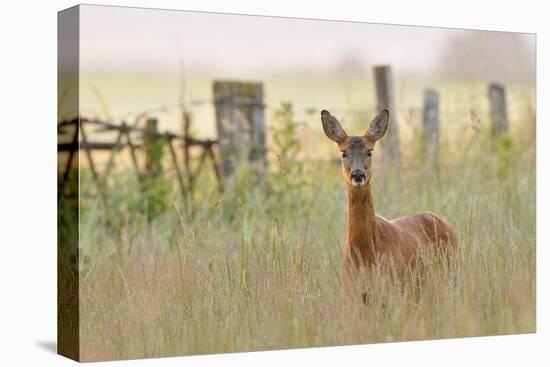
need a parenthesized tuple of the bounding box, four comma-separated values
(350, 170, 367, 186)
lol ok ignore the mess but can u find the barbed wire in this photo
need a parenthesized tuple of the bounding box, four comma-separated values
(72, 85, 533, 129)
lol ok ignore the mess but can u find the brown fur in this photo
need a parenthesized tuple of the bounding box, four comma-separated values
(340, 182, 457, 292)
(321, 109, 458, 296)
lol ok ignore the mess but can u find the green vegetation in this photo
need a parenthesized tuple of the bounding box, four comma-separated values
(69, 88, 536, 362)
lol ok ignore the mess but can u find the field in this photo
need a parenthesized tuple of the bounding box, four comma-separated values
(61, 75, 536, 361)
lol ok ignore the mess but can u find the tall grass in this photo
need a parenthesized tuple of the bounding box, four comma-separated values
(74, 97, 535, 362)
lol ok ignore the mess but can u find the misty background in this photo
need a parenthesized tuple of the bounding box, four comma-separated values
(77, 5, 535, 140)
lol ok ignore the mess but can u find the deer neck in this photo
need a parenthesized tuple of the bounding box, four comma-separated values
(346, 183, 377, 266)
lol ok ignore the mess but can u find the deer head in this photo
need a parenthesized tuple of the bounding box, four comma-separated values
(321, 109, 389, 187)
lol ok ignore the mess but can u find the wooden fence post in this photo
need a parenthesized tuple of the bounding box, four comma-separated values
(181, 110, 198, 199)
(489, 83, 509, 136)
(213, 80, 266, 178)
(374, 65, 400, 160)
(144, 117, 163, 179)
(422, 89, 440, 167)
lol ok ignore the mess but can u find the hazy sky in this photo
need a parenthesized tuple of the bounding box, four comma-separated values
(75, 4, 536, 141)
(80, 4, 534, 76)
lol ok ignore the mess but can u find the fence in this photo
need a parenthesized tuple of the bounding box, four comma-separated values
(58, 69, 513, 207)
(57, 115, 221, 208)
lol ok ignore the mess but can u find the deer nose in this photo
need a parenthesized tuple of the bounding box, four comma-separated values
(350, 170, 366, 181)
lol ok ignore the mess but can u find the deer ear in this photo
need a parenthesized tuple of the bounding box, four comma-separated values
(321, 110, 347, 144)
(366, 109, 389, 142)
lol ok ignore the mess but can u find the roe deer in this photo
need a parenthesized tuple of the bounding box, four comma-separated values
(320, 109, 457, 299)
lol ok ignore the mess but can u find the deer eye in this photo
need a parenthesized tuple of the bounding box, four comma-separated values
(367, 150, 373, 157)
(341, 151, 347, 158)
